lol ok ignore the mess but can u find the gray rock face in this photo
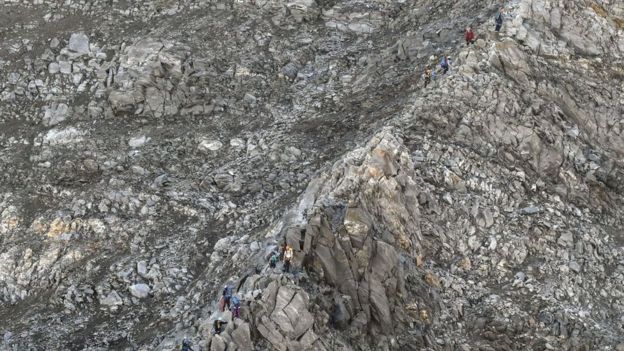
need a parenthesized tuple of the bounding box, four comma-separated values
(289, 132, 417, 336)
(0, 0, 622, 350)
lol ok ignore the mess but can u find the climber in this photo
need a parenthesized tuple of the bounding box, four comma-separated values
(222, 284, 233, 312)
(283, 245, 294, 273)
(213, 319, 228, 335)
(422, 67, 432, 87)
(329, 298, 340, 328)
(231, 295, 241, 318)
(440, 55, 450, 74)
(495, 8, 504, 32)
(180, 339, 194, 351)
(269, 251, 279, 269)
(464, 26, 476, 45)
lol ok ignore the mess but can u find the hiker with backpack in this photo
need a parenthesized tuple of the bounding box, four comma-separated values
(213, 318, 227, 335)
(221, 285, 233, 312)
(465, 27, 476, 45)
(440, 56, 450, 74)
(180, 339, 193, 351)
(283, 245, 294, 273)
(495, 8, 504, 32)
(422, 67, 432, 88)
(269, 252, 279, 269)
(230, 295, 241, 318)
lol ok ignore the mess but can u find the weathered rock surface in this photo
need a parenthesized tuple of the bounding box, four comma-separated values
(0, 0, 622, 350)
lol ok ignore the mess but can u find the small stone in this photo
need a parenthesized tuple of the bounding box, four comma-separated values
(587, 153, 600, 162)
(214, 173, 233, 189)
(519, 206, 540, 215)
(198, 139, 223, 152)
(100, 290, 123, 306)
(43, 103, 70, 126)
(230, 138, 245, 148)
(44, 127, 85, 145)
(137, 261, 148, 277)
(48, 62, 60, 74)
(459, 257, 471, 270)
(243, 93, 256, 105)
(214, 236, 233, 252)
(513, 271, 526, 286)
(152, 174, 170, 188)
(50, 38, 60, 49)
(442, 193, 453, 205)
(129, 284, 151, 298)
(424, 272, 440, 288)
(281, 62, 299, 80)
(568, 261, 581, 273)
(468, 235, 480, 250)
(129, 135, 150, 148)
(416, 254, 424, 267)
(557, 232, 574, 248)
(417, 192, 428, 205)
(83, 159, 99, 173)
(286, 146, 302, 158)
(131, 165, 147, 175)
(419, 309, 430, 323)
(68, 32, 90, 55)
(59, 61, 72, 75)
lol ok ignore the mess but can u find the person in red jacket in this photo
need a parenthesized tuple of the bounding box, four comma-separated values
(465, 26, 476, 45)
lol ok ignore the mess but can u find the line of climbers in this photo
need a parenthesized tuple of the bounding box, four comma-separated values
(179, 241, 298, 349)
(268, 242, 295, 273)
(421, 6, 507, 88)
(179, 6, 514, 350)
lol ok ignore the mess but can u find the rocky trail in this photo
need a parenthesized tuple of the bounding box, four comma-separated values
(0, 0, 623, 350)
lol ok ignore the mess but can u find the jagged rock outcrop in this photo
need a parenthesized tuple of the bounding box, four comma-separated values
(290, 132, 419, 337)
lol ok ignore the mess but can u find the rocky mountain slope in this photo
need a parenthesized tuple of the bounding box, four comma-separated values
(0, 0, 623, 350)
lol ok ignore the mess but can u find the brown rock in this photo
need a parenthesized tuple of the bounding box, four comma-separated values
(424, 272, 441, 288)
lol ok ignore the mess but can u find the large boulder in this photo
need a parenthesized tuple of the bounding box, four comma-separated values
(252, 282, 323, 350)
(105, 38, 191, 117)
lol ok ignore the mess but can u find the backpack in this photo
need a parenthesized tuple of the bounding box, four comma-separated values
(231, 296, 240, 307)
(181, 341, 192, 351)
(270, 254, 278, 264)
(495, 13, 503, 25)
(223, 286, 232, 298)
(285, 248, 293, 260)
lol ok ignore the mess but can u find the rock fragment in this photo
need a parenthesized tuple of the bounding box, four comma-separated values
(129, 284, 151, 298)
(68, 33, 90, 55)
